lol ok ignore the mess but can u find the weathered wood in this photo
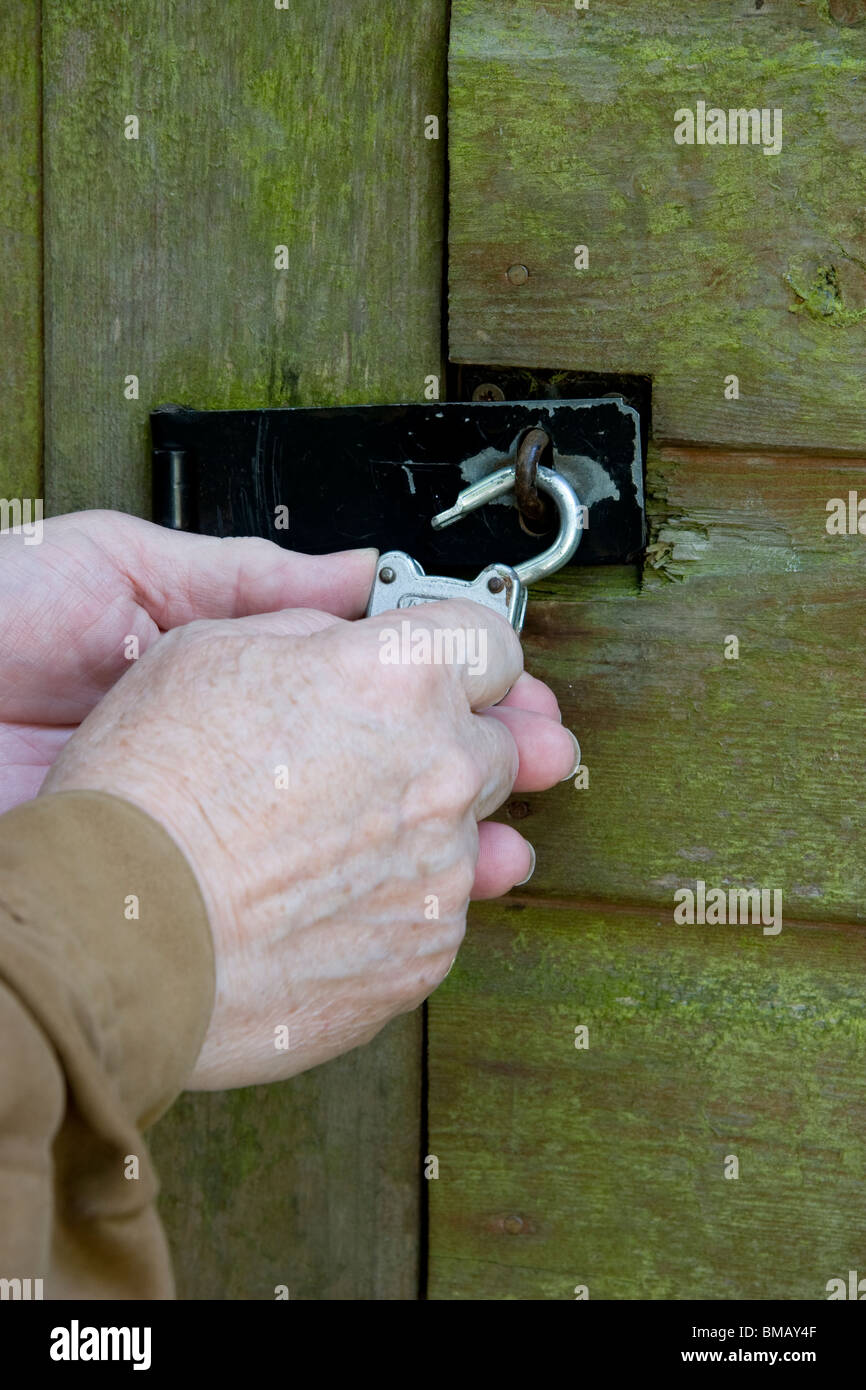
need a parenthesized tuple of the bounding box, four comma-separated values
(0, 0, 41, 497)
(43, 0, 449, 1298)
(44, 0, 447, 516)
(503, 445, 866, 922)
(429, 898, 866, 1299)
(448, 0, 866, 451)
(159, 1031, 422, 1301)
(644, 443, 866, 579)
(441, 1, 866, 1300)
(428, 447, 866, 1297)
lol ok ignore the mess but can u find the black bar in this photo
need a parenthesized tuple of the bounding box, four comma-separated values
(149, 400, 645, 569)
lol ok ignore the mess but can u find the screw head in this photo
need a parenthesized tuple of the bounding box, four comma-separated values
(506, 263, 529, 285)
(472, 382, 506, 402)
(379, 567, 396, 584)
(488, 575, 506, 594)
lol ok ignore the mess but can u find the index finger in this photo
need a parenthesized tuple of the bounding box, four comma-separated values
(360, 596, 524, 710)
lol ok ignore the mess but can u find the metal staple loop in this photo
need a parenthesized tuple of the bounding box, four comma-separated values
(514, 427, 555, 533)
(430, 463, 583, 588)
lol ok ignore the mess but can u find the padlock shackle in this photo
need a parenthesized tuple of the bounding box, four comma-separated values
(430, 464, 583, 586)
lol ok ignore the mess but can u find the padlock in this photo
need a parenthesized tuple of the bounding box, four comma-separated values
(365, 463, 584, 634)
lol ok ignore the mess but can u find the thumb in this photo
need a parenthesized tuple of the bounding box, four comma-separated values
(96, 512, 378, 625)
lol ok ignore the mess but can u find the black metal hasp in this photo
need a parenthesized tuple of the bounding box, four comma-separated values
(151, 399, 646, 569)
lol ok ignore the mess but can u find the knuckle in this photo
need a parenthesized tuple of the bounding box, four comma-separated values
(422, 750, 485, 816)
(161, 616, 217, 647)
(152, 621, 220, 671)
(448, 748, 486, 807)
(147, 622, 251, 693)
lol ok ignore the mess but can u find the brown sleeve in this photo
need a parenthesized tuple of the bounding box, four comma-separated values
(0, 790, 215, 1299)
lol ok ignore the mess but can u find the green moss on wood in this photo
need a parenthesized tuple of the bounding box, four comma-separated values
(43, 0, 447, 1297)
(449, 0, 866, 449)
(785, 259, 866, 325)
(0, 2, 42, 498)
(43, 0, 447, 515)
(429, 899, 866, 1299)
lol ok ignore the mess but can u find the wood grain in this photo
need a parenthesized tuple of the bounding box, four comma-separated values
(0, 0, 41, 497)
(442, 1, 866, 1296)
(448, 0, 866, 452)
(429, 898, 866, 1299)
(428, 452, 866, 1296)
(44, 0, 447, 516)
(42, 0, 449, 1298)
(503, 445, 866, 923)
(157, 1029, 422, 1301)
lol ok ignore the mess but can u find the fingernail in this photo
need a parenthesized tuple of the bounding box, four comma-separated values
(514, 843, 536, 886)
(560, 729, 581, 782)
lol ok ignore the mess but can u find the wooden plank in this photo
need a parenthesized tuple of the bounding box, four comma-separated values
(0, 0, 41, 497)
(448, 0, 866, 452)
(429, 898, 866, 1299)
(645, 443, 866, 579)
(510, 599, 866, 918)
(504, 446, 866, 922)
(44, 0, 447, 516)
(436, 0, 866, 1303)
(428, 444, 866, 1297)
(43, 0, 449, 1298)
(157, 1031, 422, 1301)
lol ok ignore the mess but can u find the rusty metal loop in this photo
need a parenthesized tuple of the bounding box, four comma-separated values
(514, 427, 555, 534)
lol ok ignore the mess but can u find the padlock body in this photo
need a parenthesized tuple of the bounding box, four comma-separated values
(365, 551, 527, 631)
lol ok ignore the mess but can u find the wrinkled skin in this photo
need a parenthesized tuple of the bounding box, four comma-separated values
(2, 512, 579, 1090)
(0, 510, 381, 811)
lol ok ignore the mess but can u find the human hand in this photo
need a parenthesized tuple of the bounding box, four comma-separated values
(0, 510, 377, 812)
(41, 598, 579, 1089)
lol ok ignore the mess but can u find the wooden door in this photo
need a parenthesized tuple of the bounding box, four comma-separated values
(2, 0, 449, 1300)
(4, 0, 866, 1302)
(429, 0, 866, 1299)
